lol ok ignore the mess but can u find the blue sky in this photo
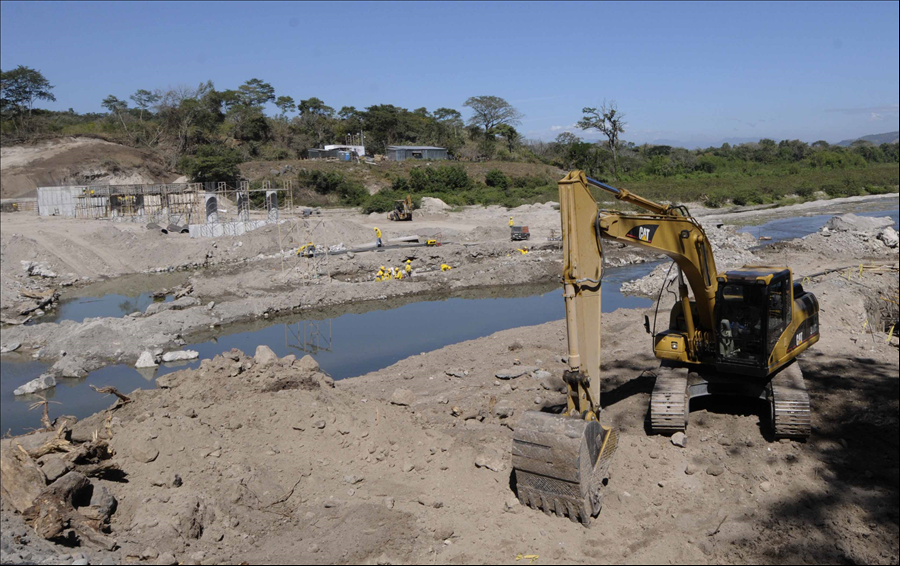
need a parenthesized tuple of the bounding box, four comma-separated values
(1, 1, 898, 147)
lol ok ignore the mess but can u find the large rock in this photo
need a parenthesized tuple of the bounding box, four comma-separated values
(495, 367, 536, 380)
(50, 356, 88, 378)
(131, 442, 159, 464)
(0, 342, 21, 353)
(144, 296, 200, 316)
(824, 213, 894, 234)
(21, 261, 57, 278)
(493, 400, 515, 419)
(161, 350, 199, 363)
(0, 445, 48, 512)
(295, 355, 320, 375)
(254, 345, 279, 366)
(13, 373, 56, 396)
(878, 226, 899, 248)
(474, 448, 506, 472)
(135, 351, 158, 368)
(40, 456, 72, 483)
(390, 388, 417, 406)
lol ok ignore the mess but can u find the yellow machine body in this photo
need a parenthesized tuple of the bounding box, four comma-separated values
(512, 171, 819, 526)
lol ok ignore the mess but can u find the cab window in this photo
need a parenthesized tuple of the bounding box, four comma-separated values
(767, 280, 786, 351)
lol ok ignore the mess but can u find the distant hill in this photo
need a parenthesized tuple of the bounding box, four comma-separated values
(836, 131, 899, 147)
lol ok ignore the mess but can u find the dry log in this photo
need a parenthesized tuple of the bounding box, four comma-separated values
(23, 471, 114, 549)
(20, 288, 57, 300)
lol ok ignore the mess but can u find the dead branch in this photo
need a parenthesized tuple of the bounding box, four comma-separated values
(89, 385, 131, 405)
(28, 395, 61, 431)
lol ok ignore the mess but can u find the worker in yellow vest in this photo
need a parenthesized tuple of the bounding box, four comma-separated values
(508, 216, 514, 227)
(441, 264, 452, 271)
(405, 259, 412, 277)
(374, 227, 383, 247)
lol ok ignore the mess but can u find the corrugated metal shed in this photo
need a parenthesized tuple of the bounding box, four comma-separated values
(386, 146, 448, 161)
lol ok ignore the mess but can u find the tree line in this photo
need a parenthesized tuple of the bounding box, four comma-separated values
(1, 66, 534, 174)
(2, 65, 897, 187)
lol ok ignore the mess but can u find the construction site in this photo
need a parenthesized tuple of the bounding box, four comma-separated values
(1, 157, 897, 565)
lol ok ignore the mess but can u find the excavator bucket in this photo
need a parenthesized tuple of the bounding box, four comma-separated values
(512, 411, 617, 526)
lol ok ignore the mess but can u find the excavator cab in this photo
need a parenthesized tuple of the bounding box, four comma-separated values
(715, 267, 819, 377)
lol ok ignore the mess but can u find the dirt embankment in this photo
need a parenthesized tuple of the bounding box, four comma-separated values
(0, 137, 177, 199)
(1, 261, 896, 565)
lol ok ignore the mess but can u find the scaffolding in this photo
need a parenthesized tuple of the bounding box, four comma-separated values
(36, 180, 294, 225)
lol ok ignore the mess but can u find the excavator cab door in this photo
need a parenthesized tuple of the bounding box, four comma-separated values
(715, 270, 791, 377)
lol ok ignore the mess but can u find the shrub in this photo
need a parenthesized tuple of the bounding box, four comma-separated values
(794, 184, 815, 199)
(297, 170, 367, 206)
(485, 169, 510, 190)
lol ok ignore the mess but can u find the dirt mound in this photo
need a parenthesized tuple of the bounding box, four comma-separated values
(0, 137, 177, 199)
(419, 197, 450, 214)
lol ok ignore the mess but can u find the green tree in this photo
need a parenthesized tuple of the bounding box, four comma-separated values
(578, 100, 626, 179)
(101, 95, 131, 134)
(463, 95, 523, 132)
(129, 89, 160, 122)
(178, 144, 242, 182)
(491, 123, 520, 153)
(274, 95, 296, 116)
(237, 78, 275, 107)
(0, 65, 56, 136)
(298, 97, 335, 147)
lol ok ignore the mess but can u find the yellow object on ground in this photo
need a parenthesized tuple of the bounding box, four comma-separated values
(297, 242, 315, 256)
(426, 239, 437, 246)
(518, 248, 529, 254)
(441, 264, 452, 271)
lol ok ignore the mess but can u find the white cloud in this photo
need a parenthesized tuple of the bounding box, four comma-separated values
(550, 123, 577, 132)
(868, 112, 884, 122)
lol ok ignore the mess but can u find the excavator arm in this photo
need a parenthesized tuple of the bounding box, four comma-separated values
(512, 171, 718, 525)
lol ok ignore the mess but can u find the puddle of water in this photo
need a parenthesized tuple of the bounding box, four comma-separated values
(43, 293, 174, 324)
(40, 270, 190, 324)
(739, 209, 899, 244)
(1, 263, 655, 436)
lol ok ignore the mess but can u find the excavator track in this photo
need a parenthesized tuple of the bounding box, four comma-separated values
(768, 362, 811, 439)
(650, 367, 689, 434)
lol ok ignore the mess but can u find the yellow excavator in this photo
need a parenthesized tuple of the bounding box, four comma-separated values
(512, 171, 820, 525)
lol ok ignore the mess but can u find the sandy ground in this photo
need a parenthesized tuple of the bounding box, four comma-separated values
(1, 260, 896, 565)
(1, 192, 898, 565)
